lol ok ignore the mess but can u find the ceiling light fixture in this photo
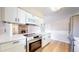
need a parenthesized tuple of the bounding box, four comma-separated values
(50, 7, 62, 11)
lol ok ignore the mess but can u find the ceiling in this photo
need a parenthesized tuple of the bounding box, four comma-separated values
(21, 7, 46, 18)
(43, 7, 79, 23)
(21, 7, 79, 19)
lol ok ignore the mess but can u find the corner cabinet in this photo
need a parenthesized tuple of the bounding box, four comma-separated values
(2, 7, 18, 23)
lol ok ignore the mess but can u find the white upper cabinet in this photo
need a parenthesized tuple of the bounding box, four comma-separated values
(33, 16, 43, 26)
(18, 8, 26, 24)
(2, 7, 18, 23)
(2, 7, 27, 24)
(28, 16, 36, 24)
(25, 12, 33, 24)
(25, 12, 38, 25)
(1, 7, 41, 25)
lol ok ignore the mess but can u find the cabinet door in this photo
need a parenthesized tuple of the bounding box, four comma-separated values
(42, 38, 46, 47)
(2, 7, 18, 23)
(34, 16, 39, 25)
(3, 45, 25, 52)
(0, 42, 14, 51)
(33, 16, 43, 26)
(0, 40, 25, 52)
(28, 16, 36, 24)
(18, 8, 26, 24)
(25, 12, 34, 24)
(42, 34, 51, 47)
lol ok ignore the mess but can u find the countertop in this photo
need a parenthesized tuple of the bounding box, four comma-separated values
(21, 33, 42, 41)
(0, 33, 44, 44)
(0, 34, 26, 44)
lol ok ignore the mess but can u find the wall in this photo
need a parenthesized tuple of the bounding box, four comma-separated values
(45, 19, 70, 43)
(51, 19, 69, 43)
(28, 25, 41, 34)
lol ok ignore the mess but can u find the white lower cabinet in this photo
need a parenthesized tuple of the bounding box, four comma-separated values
(42, 34, 51, 47)
(2, 44, 25, 52)
(2, 7, 18, 23)
(0, 40, 26, 52)
(42, 38, 49, 47)
(0, 42, 14, 51)
(18, 8, 26, 24)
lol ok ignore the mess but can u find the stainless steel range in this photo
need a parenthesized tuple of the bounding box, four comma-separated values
(24, 33, 42, 52)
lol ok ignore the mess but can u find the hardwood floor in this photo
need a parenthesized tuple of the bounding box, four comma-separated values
(36, 40, 70, 52)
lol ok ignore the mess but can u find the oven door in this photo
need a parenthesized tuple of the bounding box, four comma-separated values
(27, 39, 41, 52)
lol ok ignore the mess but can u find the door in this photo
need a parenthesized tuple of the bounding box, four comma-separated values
(71, 15, 79, 52)
(72, 15, 79, 37)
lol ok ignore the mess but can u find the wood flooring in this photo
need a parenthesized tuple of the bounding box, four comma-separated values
(36, 40, 70, 52)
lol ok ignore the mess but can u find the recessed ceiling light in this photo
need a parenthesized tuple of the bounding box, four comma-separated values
(50, 7, 62, 11)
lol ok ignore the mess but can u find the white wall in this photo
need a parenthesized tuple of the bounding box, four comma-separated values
(45, 19, 70, 43)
